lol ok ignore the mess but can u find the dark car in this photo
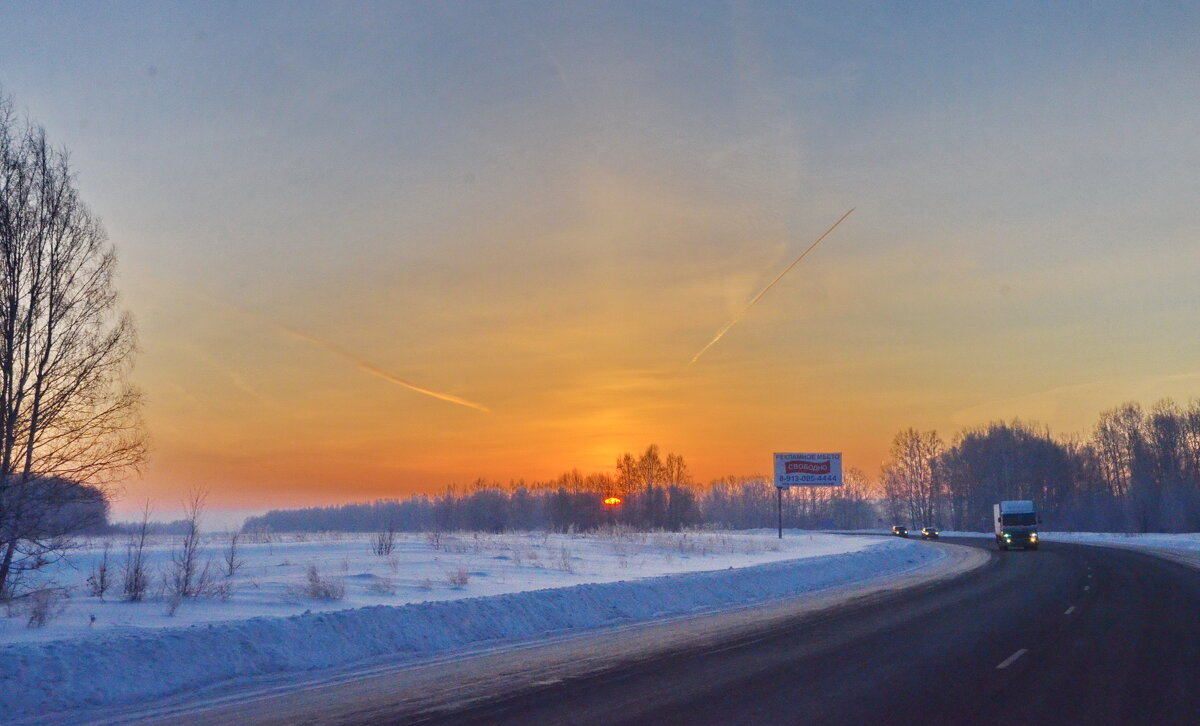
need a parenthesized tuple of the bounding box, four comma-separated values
(891, 525, 908, 537)
(921, 526, 940, 540)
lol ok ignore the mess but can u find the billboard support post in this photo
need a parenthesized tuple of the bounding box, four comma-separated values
(777, 486, 783, 539)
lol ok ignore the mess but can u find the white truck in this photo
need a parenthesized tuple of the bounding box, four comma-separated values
(994, 500, 1039, 551)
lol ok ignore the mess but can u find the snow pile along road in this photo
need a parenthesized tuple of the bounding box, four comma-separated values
(2, 536, 942, 721)
(1040, 532, 1200, 568)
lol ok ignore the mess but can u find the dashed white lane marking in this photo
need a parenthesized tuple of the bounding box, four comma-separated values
(1084, 585, 1091, 591)
(1065, 606, 1077, 615)
(996, 648, 1029, 670)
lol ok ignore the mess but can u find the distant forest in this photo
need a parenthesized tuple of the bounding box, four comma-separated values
(242, 399, 1200, 535)
(242, 445, 877, 534)
(883, 399, 1200, 533)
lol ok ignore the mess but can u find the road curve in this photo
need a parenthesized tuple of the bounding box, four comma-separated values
(129, 539, 1200, 724)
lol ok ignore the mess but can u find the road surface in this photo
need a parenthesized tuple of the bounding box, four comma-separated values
(126, 538, 1200, 725)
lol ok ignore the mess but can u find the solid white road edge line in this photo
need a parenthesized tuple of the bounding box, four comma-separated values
(996, 648, 1028, 670)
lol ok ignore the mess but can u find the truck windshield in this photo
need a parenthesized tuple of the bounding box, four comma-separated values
(1002, 513, 1037, 526)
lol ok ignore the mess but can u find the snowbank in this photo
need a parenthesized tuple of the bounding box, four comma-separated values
(1039, 531, 1200, 551)
(933, 530, 1200, 569)
(2, 536, 941, 721)
(1040, 531, 1200, 568)
(937, 530, 1200, 553)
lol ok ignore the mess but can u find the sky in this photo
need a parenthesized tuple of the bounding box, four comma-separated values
(1, 2, 1198, 518)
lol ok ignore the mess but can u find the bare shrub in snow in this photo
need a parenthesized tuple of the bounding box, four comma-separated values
(208, 580, 235, 601)
(366, 577, 396, 595)
(608, 539, 636, 557)
(469, 532, 494, 554)
(555, 547, 575, 573)
(121, 504, 152, 602)
(167, 490, 214, 599)
(223, 531, 243, 577)
(245, 526, 275, 545)
(417, 577, 434, 591)
(295, 564, 344, 600)
(445, 567, 470, 588)
(371, 526, 396, 557)
(87, 541, 113, 597)
(425, 531, 442, 550)
(24, 588, 66, 628)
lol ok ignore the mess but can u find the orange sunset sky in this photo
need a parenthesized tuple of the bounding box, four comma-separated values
(1, 3, 1198, 519)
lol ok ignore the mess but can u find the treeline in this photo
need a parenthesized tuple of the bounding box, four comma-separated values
(241, 398, 1200, 536)
(243, 445, 878, 533)
(105, 519, 199, 536)
(881, 399, 1200, 532)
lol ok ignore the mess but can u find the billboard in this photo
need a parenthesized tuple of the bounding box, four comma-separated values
(774, 452, 843, 488)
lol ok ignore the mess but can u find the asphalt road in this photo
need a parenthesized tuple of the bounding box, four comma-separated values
(135, 538, 1200, 726)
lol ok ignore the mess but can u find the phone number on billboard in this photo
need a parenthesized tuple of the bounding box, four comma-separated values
(779, 474, 840, 484)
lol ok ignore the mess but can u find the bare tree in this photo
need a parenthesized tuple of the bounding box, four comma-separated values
(168, 489, 213, 598)
(121, 502, 152, 601)
(938, 420, 1073, 531)
(663, 453, 691, 488)
(0, 89, 145, 597)
(86, 539, 112, 597)
(882, 428, 944, 527)
(1092, 403, 1144, 502)
(222, 530, 243, 577)
(371, 521, 396, 557)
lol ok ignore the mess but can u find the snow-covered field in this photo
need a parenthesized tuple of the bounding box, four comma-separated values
(1, 530, 947, 721)
(1, 529, 876, 645)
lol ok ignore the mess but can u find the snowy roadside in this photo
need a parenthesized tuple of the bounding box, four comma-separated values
(1039, 532, 1200, 569)
(937, 530, 1200, 569)
(3, 534, 945, 722)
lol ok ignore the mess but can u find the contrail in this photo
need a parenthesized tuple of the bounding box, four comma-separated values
(208, 294, 491, 413)
(175, 287, 491, 412)
(688, 208, 855, 366)
(274, 324, 492, 413)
